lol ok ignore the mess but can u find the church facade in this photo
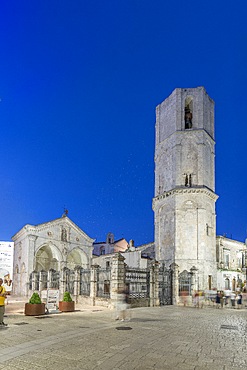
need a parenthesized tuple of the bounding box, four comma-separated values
(12, 214, 94, 296)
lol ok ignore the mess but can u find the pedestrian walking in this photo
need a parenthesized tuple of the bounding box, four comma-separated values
(215, 291, 221, 308)
(115, 285, 130, 321)
(0, 278, 7, 326)
(180, 290, 188, 307)
(220, 291, 224, 308)
(230, 291, 236, 308)
(237, 293, 242, 309)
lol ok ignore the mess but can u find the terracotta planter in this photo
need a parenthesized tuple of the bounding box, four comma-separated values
(59, 301, 75, 312)
(25, 303, 46, 316)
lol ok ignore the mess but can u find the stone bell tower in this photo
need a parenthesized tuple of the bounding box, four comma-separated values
(152, 87, 218, 290)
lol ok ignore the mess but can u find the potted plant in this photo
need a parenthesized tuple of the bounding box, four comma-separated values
(59, 291, 75, 312)
(25, 292, 46, 316)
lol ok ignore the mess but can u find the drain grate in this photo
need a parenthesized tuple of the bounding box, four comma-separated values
(116, 326, 132, 330)
(35, 316, 52, 319)
(220, 325, 238, 330)
(15, 322, 29, 326)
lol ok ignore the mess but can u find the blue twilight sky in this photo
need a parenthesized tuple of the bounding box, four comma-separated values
(0, 1, 247, 245)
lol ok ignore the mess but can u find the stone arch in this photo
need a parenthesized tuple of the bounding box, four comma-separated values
(181, 200, 198, 211)
(34, 243, 62, 272)
(67, 247, 89, 270)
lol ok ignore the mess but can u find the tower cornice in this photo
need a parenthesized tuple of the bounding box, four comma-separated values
(152, 186, 218, 209)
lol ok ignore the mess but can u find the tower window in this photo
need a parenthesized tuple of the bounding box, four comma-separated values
(184, 97, 193, 129)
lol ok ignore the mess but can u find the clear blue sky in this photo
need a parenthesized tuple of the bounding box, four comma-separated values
(0, 1, 247, 245)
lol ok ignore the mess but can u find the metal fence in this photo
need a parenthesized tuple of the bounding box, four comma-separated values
(179, 270, 192, 295)
(158, 264, 172, 305)
(97, 268, 111, 298)
(50, 269, 60, 289)
(125, 267, 150, 299)
(80, 268, 91, 296)
(64, 268, 75, 295)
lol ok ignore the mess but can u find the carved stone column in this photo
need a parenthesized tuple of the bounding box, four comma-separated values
(74, 267, 81, 302)
(90, 264, 99, 306)
(170, 262, 179, 305)
(150, 261, 160, 307)
(60, 267, 68, 299)
(190, 266, 198, 293)
(110, 253, 125, 309)
(28, 235, 38, 273)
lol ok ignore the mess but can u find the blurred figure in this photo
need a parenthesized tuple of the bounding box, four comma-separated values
(115, 285, 130, 321)
(215, 291, 221, 308)
(237, 292, 242, 309)
(193, 291, 200, 308)
(220, 291, 224, 308)
(224, 291, 230, 307)
(230, 291, 236, 309)
(180, 290, 188, 307)
(199, 290, 204, 308)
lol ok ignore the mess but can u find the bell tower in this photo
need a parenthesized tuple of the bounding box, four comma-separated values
(152, 87, 218, 290)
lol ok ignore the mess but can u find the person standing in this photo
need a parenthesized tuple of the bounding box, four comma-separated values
(230, 291, 236, 309)
(216, 291, 221, 308)
(237, 293, 242, 309)
(0, 278, 7, 326)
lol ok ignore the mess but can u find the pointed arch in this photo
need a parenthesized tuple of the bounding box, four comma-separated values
(34, 243, 62, 272)
(67, 247, 89, 270)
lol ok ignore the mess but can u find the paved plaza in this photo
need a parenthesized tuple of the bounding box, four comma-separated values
(1, 297, 247, 369)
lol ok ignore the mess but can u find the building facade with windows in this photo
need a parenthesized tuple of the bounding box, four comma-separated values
(92, 232, 129, 256)
(216, 236, 247, 291)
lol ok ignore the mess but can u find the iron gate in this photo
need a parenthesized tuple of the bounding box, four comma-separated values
(158, 264, 172, 305)
(125, 268, 150, 299)
(179, 270, 192, 295)
(64, 268, 75, 295)
(97, 268, 111, 298)
(80, 268, 91, 296)
(49, 269, 60, 289)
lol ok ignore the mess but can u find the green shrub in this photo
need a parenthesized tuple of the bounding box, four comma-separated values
(29, 292, 42, 304)
(63, 291, 72, 302)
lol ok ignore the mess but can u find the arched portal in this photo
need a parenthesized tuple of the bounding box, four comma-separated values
(67, 248, 88, 270)
(34, 244, 60, 272)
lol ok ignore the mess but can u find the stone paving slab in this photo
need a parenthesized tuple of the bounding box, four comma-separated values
(1, 299, 247, 369)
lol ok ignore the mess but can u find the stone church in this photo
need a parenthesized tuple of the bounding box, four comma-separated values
(12, 213, 94, 296)
(11, 86, 247, 301)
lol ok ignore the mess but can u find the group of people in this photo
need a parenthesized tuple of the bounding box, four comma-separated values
(180, 289, 246, 309)
(215, 290, 243, 309)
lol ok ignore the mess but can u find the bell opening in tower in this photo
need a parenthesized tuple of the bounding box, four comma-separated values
(184, 97, 193, 129)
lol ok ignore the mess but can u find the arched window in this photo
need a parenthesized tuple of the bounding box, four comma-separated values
(184, 97, 193, 129)
(225, 278, 230, 290)
(100, 246, 105, 255)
